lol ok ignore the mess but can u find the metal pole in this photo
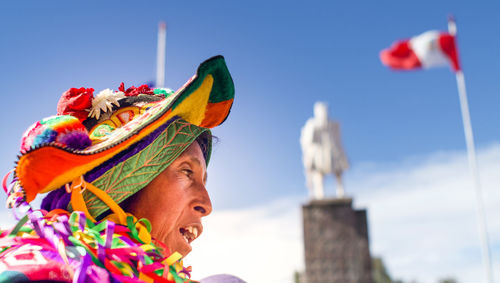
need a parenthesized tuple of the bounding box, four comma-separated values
(449, 17, 494, 283)
(156, 21, 166, 88)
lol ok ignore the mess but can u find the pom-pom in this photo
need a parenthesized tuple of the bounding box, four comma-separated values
(57, 130, 92, 150)
(20, 115, 91, 153)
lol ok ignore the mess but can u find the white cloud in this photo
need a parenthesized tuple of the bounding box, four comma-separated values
(187, 197, 304, 283)
(187, 143, 500, 283)
(354, 143, 500, 283)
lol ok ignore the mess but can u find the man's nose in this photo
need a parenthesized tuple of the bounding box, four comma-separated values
(193, 185, 212, 217)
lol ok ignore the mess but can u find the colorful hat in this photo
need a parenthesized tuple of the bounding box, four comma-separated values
(14, 55, 234, 219)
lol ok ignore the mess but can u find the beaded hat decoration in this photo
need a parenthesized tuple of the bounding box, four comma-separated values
(14, 55, 234, 219)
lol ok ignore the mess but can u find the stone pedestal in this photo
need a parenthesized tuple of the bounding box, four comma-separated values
(303, 198, 372, 283)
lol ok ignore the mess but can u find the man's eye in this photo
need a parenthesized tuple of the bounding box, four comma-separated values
(182, 169, 193, 176)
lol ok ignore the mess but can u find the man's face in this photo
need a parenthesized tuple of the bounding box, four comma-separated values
(127, 142, 212, 256)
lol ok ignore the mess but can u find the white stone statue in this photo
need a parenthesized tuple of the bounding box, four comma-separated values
(300, 102, 349, 199)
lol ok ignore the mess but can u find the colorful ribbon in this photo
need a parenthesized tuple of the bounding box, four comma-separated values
(0, 175, 194, 283)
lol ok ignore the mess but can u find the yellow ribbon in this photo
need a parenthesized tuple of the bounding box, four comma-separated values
(68, 177, 152, 244)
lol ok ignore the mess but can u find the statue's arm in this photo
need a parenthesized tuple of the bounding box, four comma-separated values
(300, 120, 314, 147)
(300, 120, 316, 169)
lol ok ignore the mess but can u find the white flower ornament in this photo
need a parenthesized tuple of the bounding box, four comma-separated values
(89, 89, 125, 120)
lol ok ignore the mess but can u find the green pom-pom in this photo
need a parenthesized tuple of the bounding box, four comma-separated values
(154, 88, 175, 98)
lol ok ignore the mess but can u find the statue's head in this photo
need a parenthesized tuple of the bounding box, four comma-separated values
(314, 102, 328, 122)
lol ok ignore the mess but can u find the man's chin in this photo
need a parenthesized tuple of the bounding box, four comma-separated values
(169, 240, 192, 257)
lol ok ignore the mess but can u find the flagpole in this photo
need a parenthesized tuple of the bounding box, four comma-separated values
(448, 17, 494, 283)
(156, 21, 167, 88)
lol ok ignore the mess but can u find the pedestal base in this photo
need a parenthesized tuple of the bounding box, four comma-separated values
(303, 198, 372, 283)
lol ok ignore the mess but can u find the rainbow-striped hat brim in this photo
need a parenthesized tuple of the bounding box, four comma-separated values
(16, 56, 234, 203)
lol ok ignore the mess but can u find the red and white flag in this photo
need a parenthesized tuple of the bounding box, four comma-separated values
(380, 30, 460, 72)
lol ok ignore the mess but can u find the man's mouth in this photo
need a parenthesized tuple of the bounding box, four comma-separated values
(179, 225, 200, 244)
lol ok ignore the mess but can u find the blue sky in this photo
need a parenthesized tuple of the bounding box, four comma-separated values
(1, 1, 500, 204)
(1, 1, 499, 282)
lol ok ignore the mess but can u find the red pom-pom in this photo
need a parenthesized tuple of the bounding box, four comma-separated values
(57, 87, 94, 121)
